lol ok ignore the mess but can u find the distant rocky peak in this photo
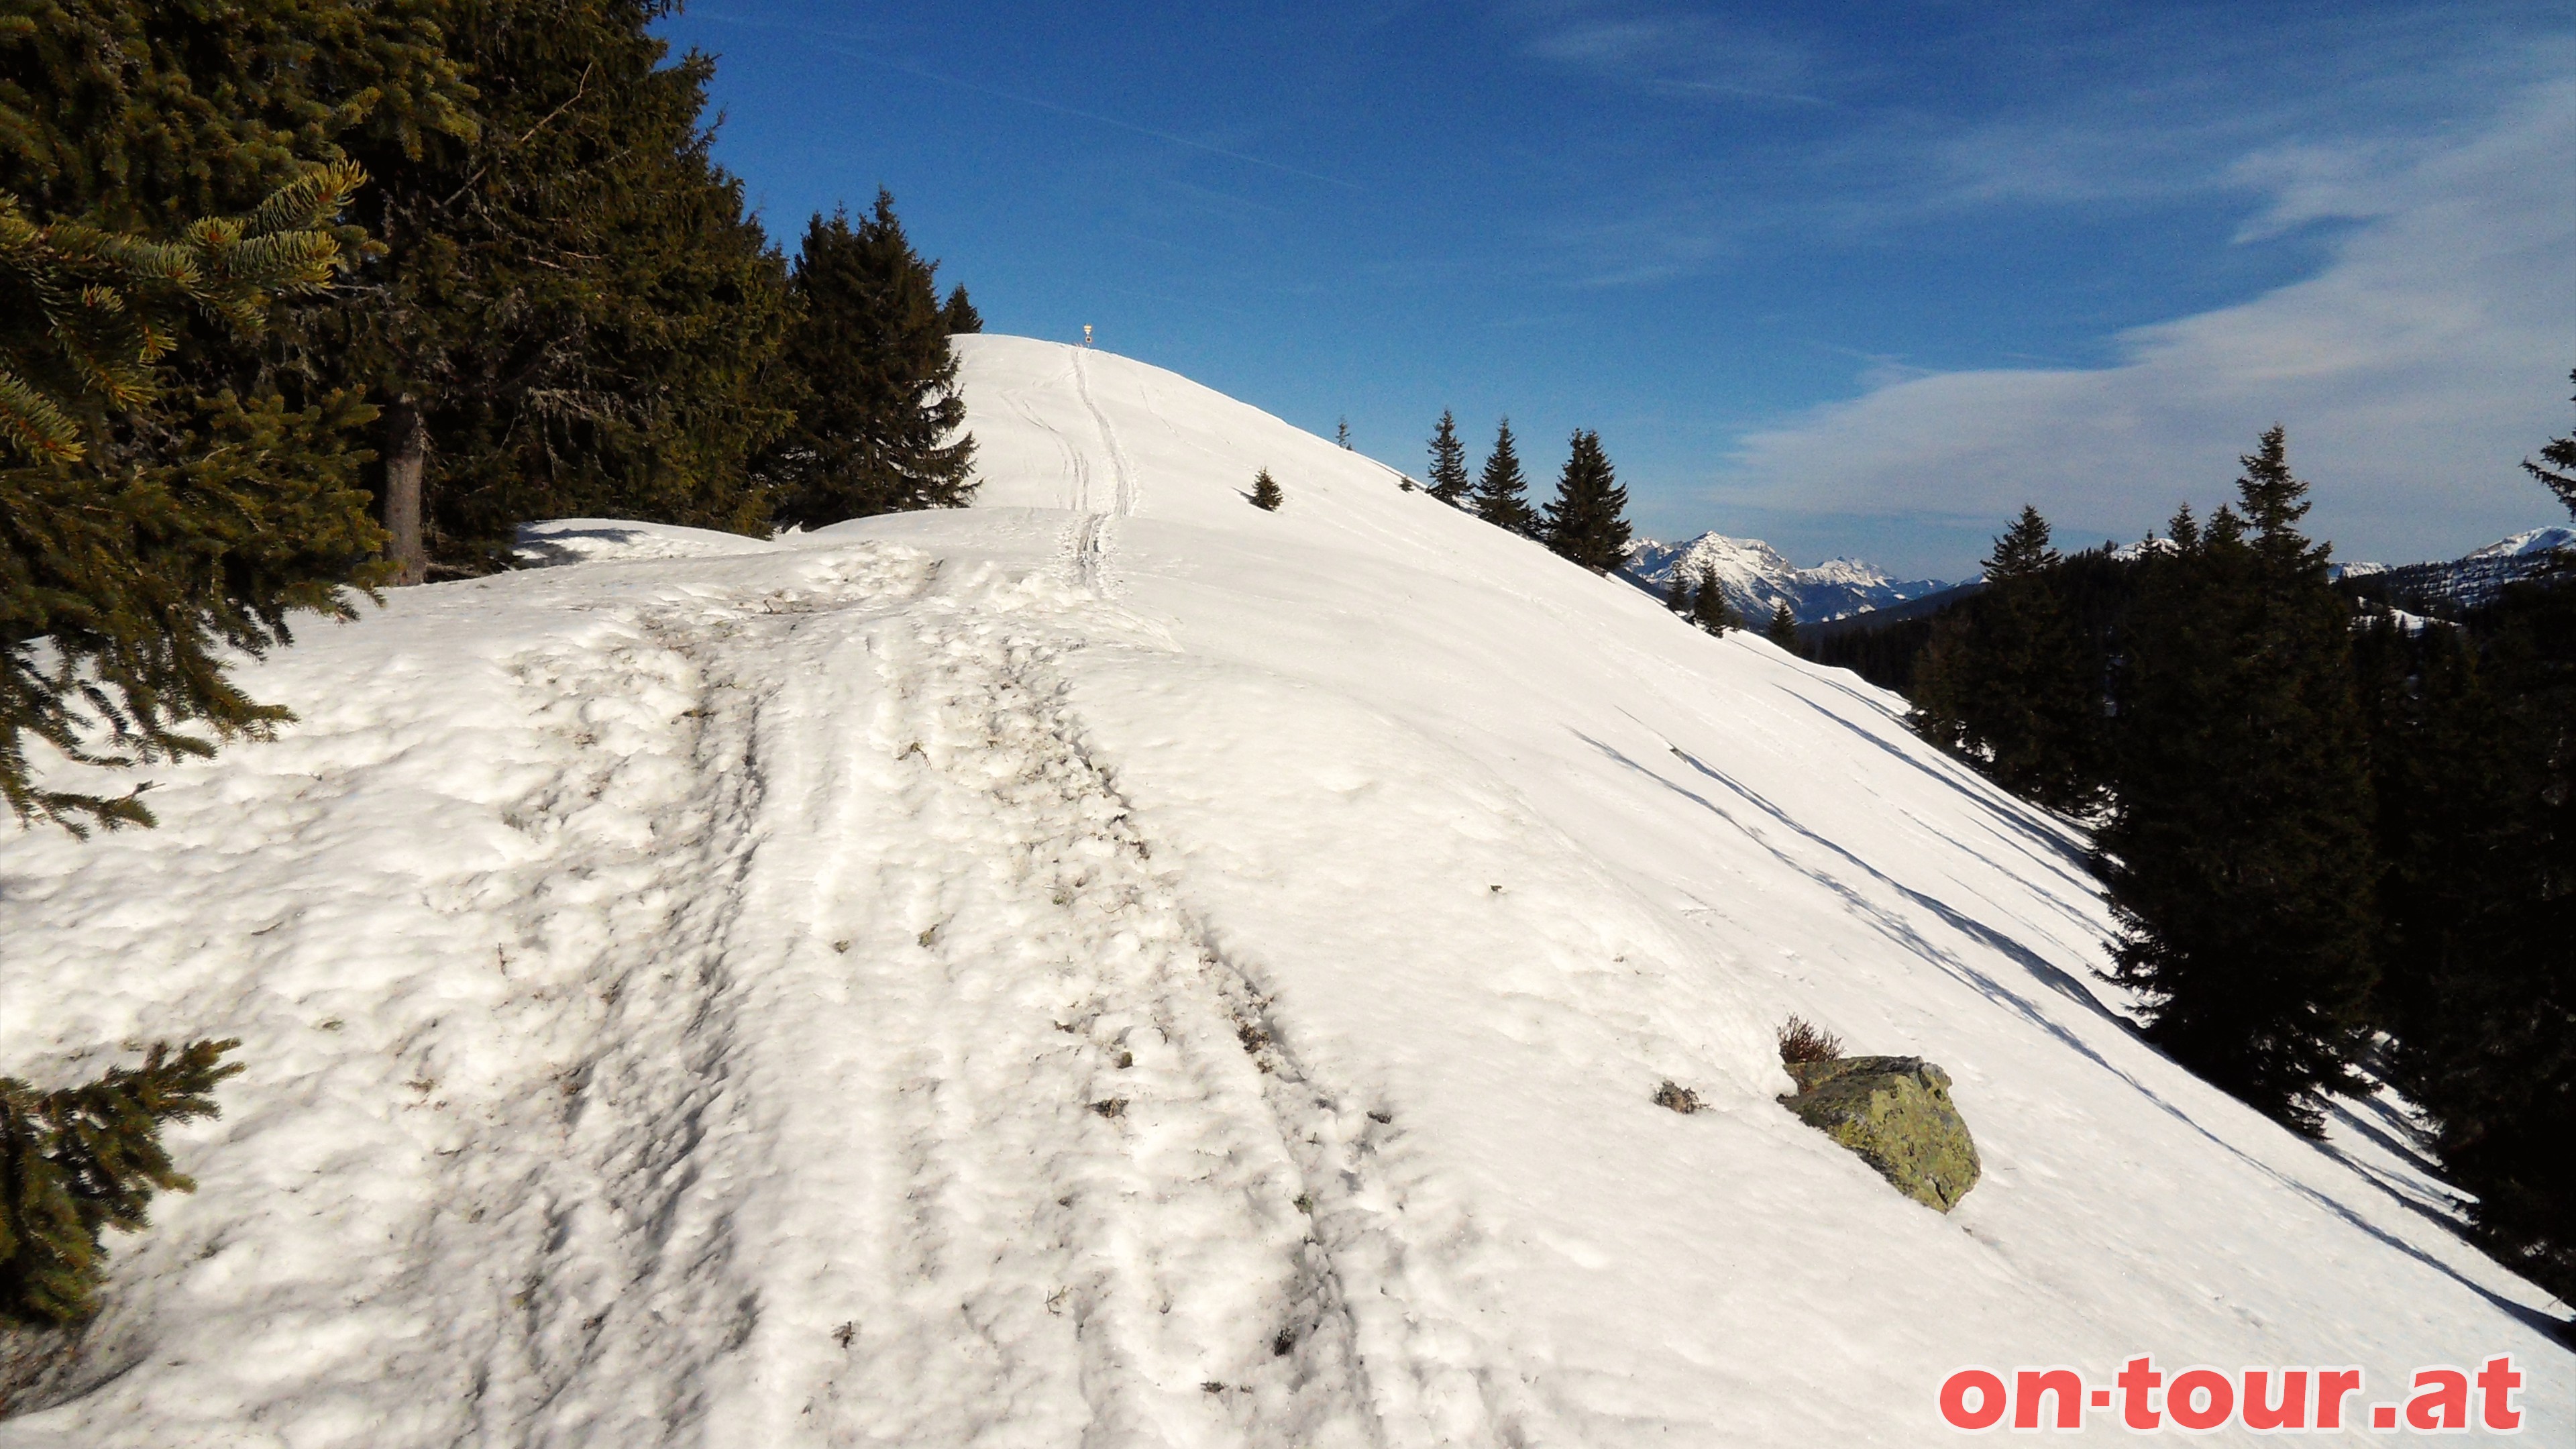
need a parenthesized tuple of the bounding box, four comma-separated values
(1803, 557, 1896, 588)
(1621, 530, 1947, 624)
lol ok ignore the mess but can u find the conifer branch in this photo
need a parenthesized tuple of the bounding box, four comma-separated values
(0, 1041, 241, 1322)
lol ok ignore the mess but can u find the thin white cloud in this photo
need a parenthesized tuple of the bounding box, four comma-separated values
(1515, 3, 1821, 105)
(1712, 77, 2576, 574)
(1505, 4, 2575, 293)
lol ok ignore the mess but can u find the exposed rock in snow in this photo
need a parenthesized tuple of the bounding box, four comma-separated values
(0, 336, 2562, 1446)
(1622, 533, 1948, 624)
(1779, 1056, 1981, 1213)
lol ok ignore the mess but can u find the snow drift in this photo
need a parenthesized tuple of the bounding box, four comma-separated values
(0, 335, 2563, 1446)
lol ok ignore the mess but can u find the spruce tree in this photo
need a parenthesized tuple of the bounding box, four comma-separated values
(940, 283, 982, 334)
(1907, 506, 2105, 814)
(1662, 570, 1690, 613)
(2410, 583, 2576, 1300)
(1470, 417, 1538, 535)
(1250, 468, 1282, 511)
(1691, 570, 1737, 635)
(1542, 429, 1631, 572)
(765, 194, 975, 528)
(1987, 505, 2054, 579)
(2364, 380, 2576, 1301)
(1764, 601, 1798, 650)
(1908, 610, 1974, 740)
(2098, 428, 2377, 1132)
(1, 0, 473, 812)
(299, 0, 796, 574)
(1426, 409, 1470, 505)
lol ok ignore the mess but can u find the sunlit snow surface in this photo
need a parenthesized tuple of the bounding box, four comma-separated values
(0, 335, 2563, 1446)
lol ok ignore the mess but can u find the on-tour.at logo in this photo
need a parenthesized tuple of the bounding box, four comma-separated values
(1939, 1354, 2524, 1434)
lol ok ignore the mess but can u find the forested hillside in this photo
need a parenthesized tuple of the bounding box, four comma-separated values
(1849, 399, 2576, 1303)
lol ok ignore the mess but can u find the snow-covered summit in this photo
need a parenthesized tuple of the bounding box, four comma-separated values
(2467, 523, 2576, 559)
(2340, 525, 2573, 610)
(0, 335, 2561, 1445)
(1622, 531, 1948, 623)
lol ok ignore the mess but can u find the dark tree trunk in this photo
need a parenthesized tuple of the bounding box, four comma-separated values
(383, 396, 426, 585)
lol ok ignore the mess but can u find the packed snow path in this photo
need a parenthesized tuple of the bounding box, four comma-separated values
(0, 337, 2564, 1446)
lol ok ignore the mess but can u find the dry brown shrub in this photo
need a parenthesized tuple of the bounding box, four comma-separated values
(1777, 1015, 1844, 1066)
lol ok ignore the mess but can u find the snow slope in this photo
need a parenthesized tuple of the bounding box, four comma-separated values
(1621, 533, 1947, 623)
(0, 335, 2563, 1446)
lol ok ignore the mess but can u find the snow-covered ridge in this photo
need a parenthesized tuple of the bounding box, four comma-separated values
(2338, 525, 2573, 609)
(0, 335, 2561, 1445)
(2467, 524, 2576, 559)
(1621, 531, 1949, 623)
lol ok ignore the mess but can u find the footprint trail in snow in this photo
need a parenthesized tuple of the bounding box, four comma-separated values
(732, 557, 1541, 1448)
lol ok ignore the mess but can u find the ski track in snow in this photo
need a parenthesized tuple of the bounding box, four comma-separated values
(1063, 347, 1133, 597)
(1064, 513, 1110, 599)
(794, 576, 1538, 1448)
(1071, 348, 1138, 521)
(1005, 390, 1087, 515)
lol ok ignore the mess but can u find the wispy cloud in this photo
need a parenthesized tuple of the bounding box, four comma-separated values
(1514, 3, 1826, 106)
(1707, 78, 2576, 574)
(1503, 2, 2575, 286)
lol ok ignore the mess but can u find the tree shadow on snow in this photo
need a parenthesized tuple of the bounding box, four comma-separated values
(513, 523, 653, 568)
(1575, 727, 2576, 1348)
(1776, 678, 2096, 881)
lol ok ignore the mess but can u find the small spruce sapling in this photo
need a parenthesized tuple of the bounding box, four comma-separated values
(1250, 468, 1283, 511)
(1662, 571, 1690, 613)
(1691, 571, 1737, 635)
(1765, 602, 1798, 650)
(1540, 429, 1631, 573)
(0, 1040, 243, 1323)
(1471, 418, 1539, 535)
(1426, 409, 1471, 504)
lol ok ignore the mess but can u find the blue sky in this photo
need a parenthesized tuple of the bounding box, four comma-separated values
(665, 2, 2576, 578)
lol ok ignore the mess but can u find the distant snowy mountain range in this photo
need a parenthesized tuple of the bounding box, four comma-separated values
(2337, 525, 2574, 612)
(1622, 532, 1950, 623)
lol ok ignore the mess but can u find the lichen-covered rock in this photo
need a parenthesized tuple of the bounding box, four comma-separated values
(1780, 1056, 1981, 1212)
